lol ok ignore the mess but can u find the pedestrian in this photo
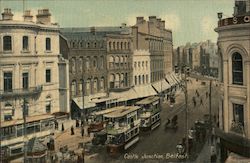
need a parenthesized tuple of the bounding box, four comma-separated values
(76, 120, 79, 128)
(71, 126, 75, 135)
(81, 126, 84, 137)
(86, 127, 89, 136)
(81, 120, 84, 127)
(200, 98, 203, 105)
(61, 123, 64, 131)
(55, 121, 58, 130)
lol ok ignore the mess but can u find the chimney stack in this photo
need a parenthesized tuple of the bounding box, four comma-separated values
(160, 20, 165, 29)
(149, 16, 157, 24)
(23, 10, 33, 22)
(136, 17, 144, 24)
(156, 18, 161, 27)
(2, 8, 13, 20)
(36, 9, 51, 24)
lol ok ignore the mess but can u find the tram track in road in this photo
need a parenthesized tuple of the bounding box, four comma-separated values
(162, 82, 219, 125)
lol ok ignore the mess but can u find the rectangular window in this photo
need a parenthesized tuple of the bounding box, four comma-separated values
(22, 72, 29, 89)
(22, 36, 29, 51)
(4, 72, 12, 92)
(3, 36, 12, 51)
(46, 103, 51, 113)
(46, 38, 51, 51)
(46, 69, 51, 83)
(233, 104, 244, 126)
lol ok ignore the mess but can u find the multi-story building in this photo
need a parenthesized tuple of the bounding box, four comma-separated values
(0, 8, 69, 160)
(132, 16, 173, 83)
(133, 50, 151, 86)
(215, 0, 250, 161)
(61, 26, 133, 117)
(174, 40, 218, 76)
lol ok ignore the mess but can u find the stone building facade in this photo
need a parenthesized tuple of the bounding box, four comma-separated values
(215, 0, 250, 161)
(0, 9, 69, 159)
(61, 26, 133, 98)
(131, 16, 173, 83)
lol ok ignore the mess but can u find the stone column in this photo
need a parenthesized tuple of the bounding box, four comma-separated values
(223, 59, 229, 132)
(246, 61, 250, 139)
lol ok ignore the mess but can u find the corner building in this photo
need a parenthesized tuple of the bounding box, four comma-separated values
(215, 0, 250, 161)
(0, 9, 69, 160)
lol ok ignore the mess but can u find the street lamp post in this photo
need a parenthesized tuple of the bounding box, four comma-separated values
(184, 68, 189, 159)
(179, 66, 189, 158)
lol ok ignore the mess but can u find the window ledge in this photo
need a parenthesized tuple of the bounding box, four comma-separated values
(44, 50, 52, 53)
(2, 50, 13, 54)
(21, 50, 31, 53)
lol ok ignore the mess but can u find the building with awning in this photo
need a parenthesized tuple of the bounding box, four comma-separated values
(151, 79, 171, 94)
(71, 93, 107, 119)
(165, 74, 178, 88)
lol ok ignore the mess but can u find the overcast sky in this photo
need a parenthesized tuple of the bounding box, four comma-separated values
(1, 0, 234, 47)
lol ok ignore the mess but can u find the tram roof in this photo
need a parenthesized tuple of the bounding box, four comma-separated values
(103, 106, 141, 118)
(136, 96, 160, 105)
(92, 107, 120, 116)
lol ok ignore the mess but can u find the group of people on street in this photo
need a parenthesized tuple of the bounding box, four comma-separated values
(192, 90, 210, 108)
(71, 119, 88, 137)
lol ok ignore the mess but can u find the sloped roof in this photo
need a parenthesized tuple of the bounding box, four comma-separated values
(27, 137, 47, 154)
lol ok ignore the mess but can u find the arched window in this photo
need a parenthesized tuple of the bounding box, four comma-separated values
(46, 96, 52, 113)
(93, 56, 97, 69)
(110, 74, 115, 88)
(138, 75, 141, 85)
(121, 42, 123, 49)
(3, 102, 13, 121)
(115, 56, 120, 68)
(71, 80, 77, 97)
(109, 42, 112, 50)
(3, 36, 12, 51)
(142, 75, 145, 84)
(124, 42, 127, 49)
(134, 76, 137, 85)
(86, 79, 91, 95)
(93, 78, 98, 93)
(128, 42, 130, 49)
(79, 79, 83, 94)
(113, 42, 116, 50)
(86, 57, 90, 70)
(94, 42, 97, 48)
(79, 57, 83, 72)
(115, 73, 120, 88)
(100, 77, 105, 91)
(121, 73, 124, 87)
(232, 52, 243, 85)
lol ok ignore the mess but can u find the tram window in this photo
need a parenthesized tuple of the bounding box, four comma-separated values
(11, 147, 23, 155)
(135, 128, 138, 134)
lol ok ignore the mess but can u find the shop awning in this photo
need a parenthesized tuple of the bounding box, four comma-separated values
(171, 73, 182, 84)
(151, 79, 171, 93)
(165, 74, 177, 86)
(133, 84, 157, 99)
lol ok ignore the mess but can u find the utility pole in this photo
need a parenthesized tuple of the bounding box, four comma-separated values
(209, 79, 212, 162)
(23, 98, 27, 163)
(184, 67, 189, 159)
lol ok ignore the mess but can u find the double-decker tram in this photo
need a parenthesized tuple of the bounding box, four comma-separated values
(104, 106, 141, 156)
(87, 107, 119, 133)
(135, 96, 161, 131)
